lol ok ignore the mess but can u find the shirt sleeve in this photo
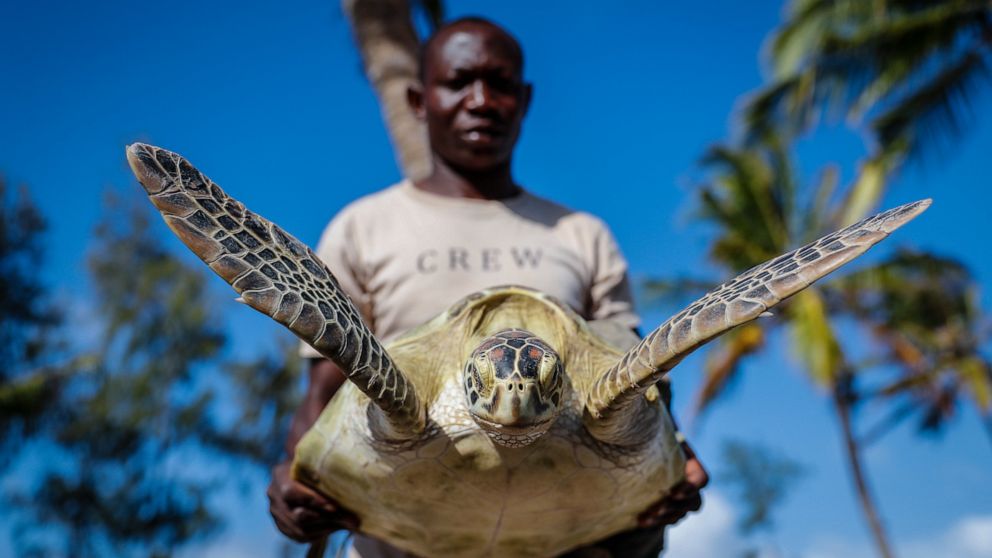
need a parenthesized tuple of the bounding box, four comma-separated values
(587, 219, 640, 330)
(298, 209, 373, 358)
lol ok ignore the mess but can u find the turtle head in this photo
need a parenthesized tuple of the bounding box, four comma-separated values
(462, 329, 564, 447)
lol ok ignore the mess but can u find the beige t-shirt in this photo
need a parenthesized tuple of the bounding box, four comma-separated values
(301, 181, 638, 356)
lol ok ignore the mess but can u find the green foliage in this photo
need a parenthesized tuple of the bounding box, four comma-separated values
(690, 134, 860, 407)
(829, 249, 992, 438)
(666, 5, 992, 554)
(691, 68, 991, 439)
(4, 193, 302, 557)
(0, 179, 58, 376)
(719, 439, 805, 534)
(207, 342, 304, 466)
(8, 196, 225, 556)
(748, 0, 992, 164)
(698, 141, 793, 270)
(670, 5, 992, 551)
(0, 179, 64, 467)
(692, 133, 991, 434)
(789, 289, 843, 387)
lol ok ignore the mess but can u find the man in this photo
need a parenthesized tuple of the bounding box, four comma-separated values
(268, 17, 708, 557)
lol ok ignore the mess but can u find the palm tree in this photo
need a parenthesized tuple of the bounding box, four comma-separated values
(669, 5, 992, 554)
(341, 0, 443, 181)
(830, 250, 992, 449)
(685, 137, 896, 557)
(663, 133, 992, 558)
(743, 0, 992, 218)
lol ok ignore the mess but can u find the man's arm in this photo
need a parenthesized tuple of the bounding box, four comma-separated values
(267, 358, 359, 541)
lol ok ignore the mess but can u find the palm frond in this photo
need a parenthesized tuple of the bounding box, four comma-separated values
(769, 0, 871, 77)
(834, 150, 904, 228)
(694, 324, 766, 415)
(872, 50, 990, 160)
(830, 249, 974, 334)
(819, 3, 989, 103)
(789, 289, 844, 387)
(958, 356, 992, 411)
(808, 163, 839, 231)
(742, 74, 817, 143)
(699, 144, 793, 269)
(825, 249, 992, 437)
(753, 0, 992, 158)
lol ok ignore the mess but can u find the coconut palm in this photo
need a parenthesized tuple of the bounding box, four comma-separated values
(341, 0, 443, 181)
(665, 132, 992, 558)
(672, 5, 992, 554)
(743, 0, 992, 217)
(690, 139, 897, 558)
(830, 250, 992, 448)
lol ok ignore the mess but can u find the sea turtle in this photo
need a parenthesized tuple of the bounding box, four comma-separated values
(126, 142, 930, 557)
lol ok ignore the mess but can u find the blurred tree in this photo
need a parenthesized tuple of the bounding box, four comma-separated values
(342, 0, 444, 181)
(719, 439, 805, 557)
(644, 134, 992, 558)
(744, 0, 992, 220)
(4, 195, 302, 556)
(831, 250, 992, 447)
(4, 2, 446, 553)
(208, 340, 306, 467)
(0, 179, 51, 369)
(643, 3, 992, 556)
(0, 179, 63, 467)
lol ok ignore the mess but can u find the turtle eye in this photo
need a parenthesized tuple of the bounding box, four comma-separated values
(472, 354, 496, 396)
(538, 355, 560, 390)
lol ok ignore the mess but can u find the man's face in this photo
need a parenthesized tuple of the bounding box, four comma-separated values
(410, 24, 531, 172)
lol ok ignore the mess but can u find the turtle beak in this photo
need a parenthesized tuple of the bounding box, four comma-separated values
(483, 380, 556, 428)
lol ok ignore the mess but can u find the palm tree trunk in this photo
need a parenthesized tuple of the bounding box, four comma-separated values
(833, 379, 896, 558)
(982, 414, 992, 452)
(342, 0, 432, 181)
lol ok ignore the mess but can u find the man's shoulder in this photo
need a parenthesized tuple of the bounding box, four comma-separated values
(334, 181, 411, 220)
(519, 191, 613, 234)
(317, 181, 410, 245)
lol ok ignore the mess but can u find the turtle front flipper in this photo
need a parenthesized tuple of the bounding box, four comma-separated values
(584, 199, 931, 445)
(126, 143, 425, 439)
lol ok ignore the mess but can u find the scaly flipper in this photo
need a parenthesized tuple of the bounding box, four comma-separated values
(585, 199, 931, 444)
(126, 143, 425, 439)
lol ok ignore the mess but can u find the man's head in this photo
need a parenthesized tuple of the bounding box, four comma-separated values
(408, 17, 532, 173)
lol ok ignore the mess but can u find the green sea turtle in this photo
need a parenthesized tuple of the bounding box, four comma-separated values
(126, 142, 930, 557)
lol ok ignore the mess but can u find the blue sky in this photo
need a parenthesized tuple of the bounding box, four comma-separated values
(2, 1, 991, 556)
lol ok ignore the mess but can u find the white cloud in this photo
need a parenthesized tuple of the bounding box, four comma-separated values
(804, 514, 992, 558)
(664, 491, 992, 558)
(665, 491, 747, 557)
(902, 515, 992, 558)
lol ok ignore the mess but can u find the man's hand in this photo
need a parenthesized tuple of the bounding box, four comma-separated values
(267, 461, 360, 542)
(269, 359, 354, 541)
(637, 442, 709, 528)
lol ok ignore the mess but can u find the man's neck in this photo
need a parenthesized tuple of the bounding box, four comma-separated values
(413, 157, 521, 200)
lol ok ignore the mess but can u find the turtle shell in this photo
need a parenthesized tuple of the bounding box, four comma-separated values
(292, 286, 685, 558)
